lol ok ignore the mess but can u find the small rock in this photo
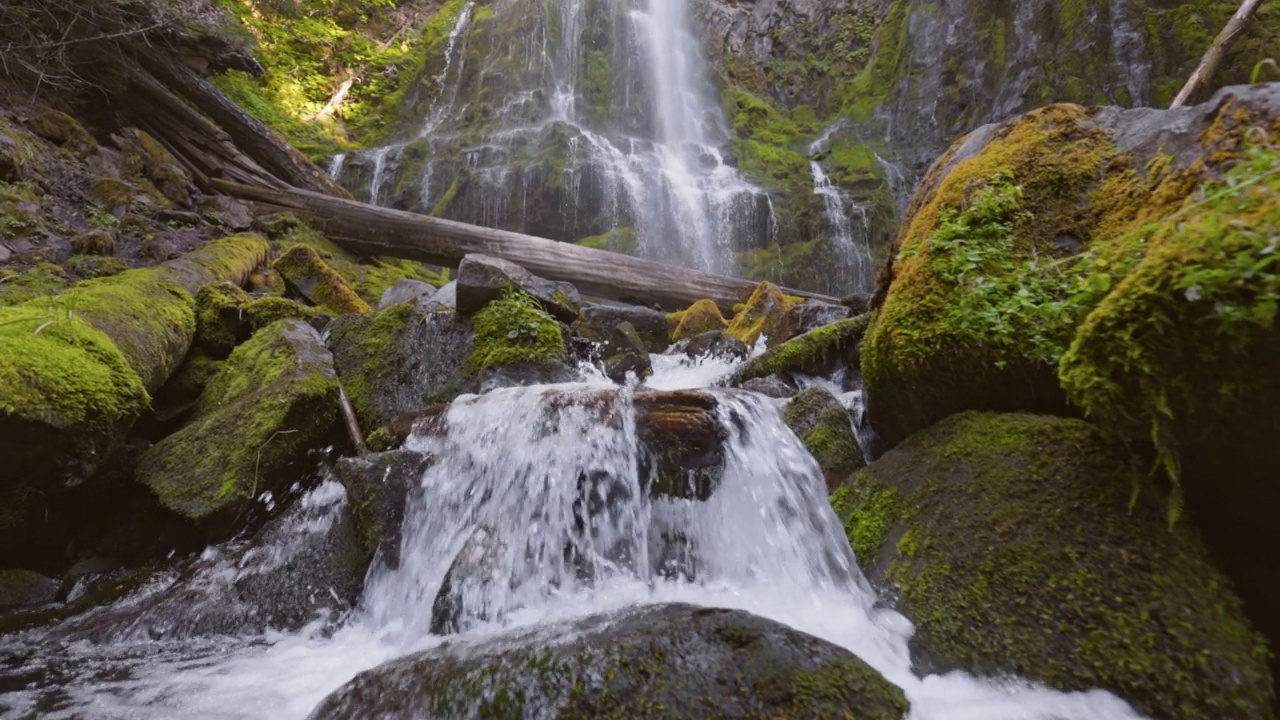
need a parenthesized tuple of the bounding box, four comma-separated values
(741, 374, 797, 399)
(601, 321, 652, 383)
(90, 177, 135, 210)
(70, 227, 117, 256)
(274, 244, 371, 316)
(200, 196, 253, 231)
(0, 569, 61, 607)
(140, 234, 184, 262)
(248, 267, 286, 294)
(841, 293, 871, 315)
(420, 280, 456, 311)
(430, 525, 505, 634)
(154, 209, 202, 227)
(67, 255, 128, 279)
(29, 110, 96, 157)
(455, 254, 581, 322)
(668, 330, 749, 361)
(0, 131, 23, 182)
(770, 299, 850, 348)
(251, 212, 304, 238)
(378, 279, 436, 309)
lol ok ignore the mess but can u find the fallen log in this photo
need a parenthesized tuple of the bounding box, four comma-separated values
(210, 179, 842, 312)
(1170, 0, 1264, 108)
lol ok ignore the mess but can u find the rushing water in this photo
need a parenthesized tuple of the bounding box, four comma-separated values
(329, 0, 770, 275)
(0, 346, 1147, 720)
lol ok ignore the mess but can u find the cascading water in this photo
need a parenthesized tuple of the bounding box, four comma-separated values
(330, 0, 770, 274)
(808, 152, 875, 295)
(0, 346, 1150, 720)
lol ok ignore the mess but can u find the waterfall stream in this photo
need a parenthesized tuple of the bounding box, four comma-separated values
(329, 0, 770, 274)
(0, 349, 1148, 719)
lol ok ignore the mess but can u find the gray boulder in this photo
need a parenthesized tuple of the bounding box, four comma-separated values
(455, 254, 581, 322)
(573, 301, 671, 353)
(378, 279, 436, 309)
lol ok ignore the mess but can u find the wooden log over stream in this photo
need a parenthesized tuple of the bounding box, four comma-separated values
(209, 178, 842, 312)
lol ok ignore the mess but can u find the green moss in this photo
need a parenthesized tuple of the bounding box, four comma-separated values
(351, 257, 449, 304)
(66, 255, 128, 279)
(725, 281, 802, 345)
(0, 262, 68, 306)
(195, 281, 254, 359)
(783, 388, 865, 488)
(839, 412, 1274, 720)
(273, 244, 372, 316)
(464, 289, 565, 376)
(139, 320, 339, 522)
(667, 299, 728, 341)
(732, 315, 869, 385)
(430, 175, 461, 217)
(577, 227, 636, 254)
(244, 296, 321, 328)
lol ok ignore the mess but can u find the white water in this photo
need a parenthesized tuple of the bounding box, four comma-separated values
(0, 348, 1146, 720)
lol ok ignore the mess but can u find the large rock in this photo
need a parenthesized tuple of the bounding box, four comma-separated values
(862, 85, 1280, 449)
(309, 604, 907, 720)
(333, 449, 433, 570)
(136, 320, 341, 533)
(572, 301, 671, 353)
(56, 481, 366, 642)
(830, 412, 1274, 720)
(725, 280, 803, 345)
(455, 253, 581, 322)
(783, 388, 864, 491)
(770, 299, 850, 347)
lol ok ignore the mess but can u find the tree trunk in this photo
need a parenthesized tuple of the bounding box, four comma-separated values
(210, 179, 843, 312)
(1170, 0, 1264, 108)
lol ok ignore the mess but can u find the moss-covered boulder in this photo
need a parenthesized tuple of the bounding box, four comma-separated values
(273, 244, 371, 316)
(328, 302, 475, 429)
(70, 228, 116, 256)
(136, 320, 341, 532)
(862, 85, 1280, 448)
(0, 569, 61, 608)
(115, 127, 192, 206)
(455, 253, 581, 323)
(310, 604, 907, 720)
(28, 110, 96, 158)
(726, 281, 803, 345)
(732, 315, 869, 386)
(668, 298, 728, 341)
(194, 282, 320, 359)
(830, 412, 1274, 720)
(770, 299, 850, 348)
(783, 388, 863, 491)
(465, 288, 570, 380)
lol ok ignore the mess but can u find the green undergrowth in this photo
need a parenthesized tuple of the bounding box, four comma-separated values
(465, 288, 565, 376)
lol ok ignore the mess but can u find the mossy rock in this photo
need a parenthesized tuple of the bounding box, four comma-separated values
(136, 320, 341, 531)
(831, 412, 1274, 720)
(194, 281, 254, 359)
(725, 281, 803, 345)
(66, 255, 127, 279)
(862, 85, 1280, 448)
(465, 288, 568, 377)
(310, 604, 907, 720)
(328, 302, 475, 429)
(274, 244, 371, 316)
(572, 302, 671, 353)
(783, 388, 864, 491)
(90, 177, 135, 210)
(667, 298, 728, 341)
(28, 110, 96, 158)
(732, 314, 870, 386)
(117, 128, 191, 206)
(248, 267, 286, 294)
(0, 569, 60, 607)
(70, 228, 116, 256)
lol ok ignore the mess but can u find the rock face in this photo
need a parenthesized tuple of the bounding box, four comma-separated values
(770, 299, 850, 347)
(136, 320, 341, 533)
(309, 604, 908, 720)
(455, 253, 581, 323)
(56, 481, 366, 642)
(829, 412, 1274, 720)
(783, 388, 863, 491)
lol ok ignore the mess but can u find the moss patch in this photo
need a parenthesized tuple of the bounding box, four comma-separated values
(667, 299, 728, 341)
(834, 411, 1274, 720)
(273, 244, 371, 316)
(464, 289, 565, 377)
(783, 388, 864, 491)
(725, 281, 803, 345)
(733, 315, 870, 385)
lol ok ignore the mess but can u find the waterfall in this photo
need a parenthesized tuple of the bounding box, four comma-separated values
(810, 160, 875, 295)
(333, 0, 769, 274)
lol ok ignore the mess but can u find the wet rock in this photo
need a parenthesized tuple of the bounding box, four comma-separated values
(274, 244, 371, 316)
(783, 388, 863, 491)
(635, 390, 726, 500)
(771, 299, 850, 348)
(740, 374, 797, 399)
(0, 570, 61, 608)
(57, 481, 366, 642)
(429, 524, 505, 634)
(377, 278, 435, 309)
(310, 604, 907, 720)
(732, 314, 869, 386)
(328, 303, 475, 428)
(831, 412, 1274, 720)
(136, 320, 341, 533)
(600, 320, 652, 383)
(668, 329, 749, 361)
(572, 301, 671, 353)
(455, 253, 581, 322)
(668, 298, 728, 341)
(726, 280, 803, 345)
(334, 449, 433, 569)
(69, 228, 117, 256)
